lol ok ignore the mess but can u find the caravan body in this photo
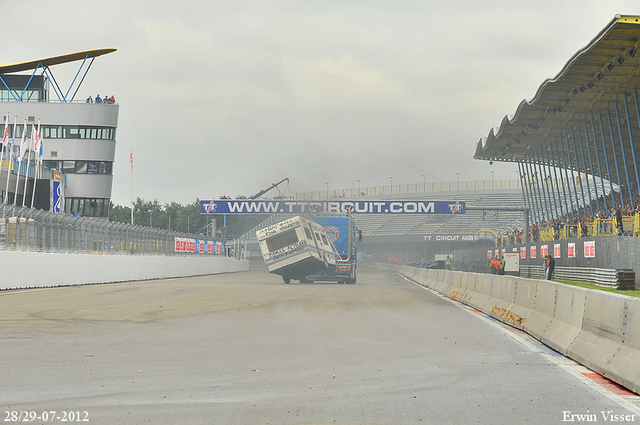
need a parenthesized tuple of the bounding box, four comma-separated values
(256, 216, 336, 283)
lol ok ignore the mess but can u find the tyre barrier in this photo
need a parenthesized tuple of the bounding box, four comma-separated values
(397, 265, 640, 395)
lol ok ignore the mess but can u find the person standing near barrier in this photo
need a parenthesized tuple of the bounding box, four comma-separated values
(615, 207, 623, 235)
(498, 254, 505, 275)
(545, 255, 555, 280)
(445, 255, 452, 270)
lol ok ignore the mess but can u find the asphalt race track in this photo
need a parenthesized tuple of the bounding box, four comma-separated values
(1, 266, 639, 424)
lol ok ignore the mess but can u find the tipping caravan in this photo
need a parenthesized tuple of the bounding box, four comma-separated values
(256, 216, 336, 284)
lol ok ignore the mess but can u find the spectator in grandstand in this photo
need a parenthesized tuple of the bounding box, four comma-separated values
(615, 207, 623, 235)
(86, 95, 93, 103)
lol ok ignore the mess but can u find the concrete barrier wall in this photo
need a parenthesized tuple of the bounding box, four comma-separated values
(397, 265, 640, 395)
(0, 251, 250, 290)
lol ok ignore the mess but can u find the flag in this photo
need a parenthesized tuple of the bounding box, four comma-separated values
(18, 121, 28, 161)
(2, 112, 8, 147)
(9, 115, 16, 156)
(38, 130, 44, 164)
(130, 150, 133, 173)
(33, 127, 40, 158)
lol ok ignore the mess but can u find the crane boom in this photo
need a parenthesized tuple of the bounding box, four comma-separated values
(248, 178, 289, 199)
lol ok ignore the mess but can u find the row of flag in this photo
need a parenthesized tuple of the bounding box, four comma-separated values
(2, 112, 43, 164)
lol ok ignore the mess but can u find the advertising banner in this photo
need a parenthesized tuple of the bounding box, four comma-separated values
(53, 181, 62, 213)
(554, 243, 561, 258)
(175, 237, 221, 254)
(584, 240, 595, 258)
(200, 199, 465, 215)
(568, 242, 576, 258)
(541, 245, 548, 257)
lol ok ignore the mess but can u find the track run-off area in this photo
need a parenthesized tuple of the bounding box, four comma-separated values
(1, 267, 639, 424)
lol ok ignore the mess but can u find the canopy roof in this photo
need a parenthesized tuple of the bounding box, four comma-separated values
(475, 15, 640, 179)
(0, 48, 116, 74)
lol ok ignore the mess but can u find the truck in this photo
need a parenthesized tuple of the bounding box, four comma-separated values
(256, 212, 360, 284)
(256, 215, 337, 284)
(310, 213, 359, 284)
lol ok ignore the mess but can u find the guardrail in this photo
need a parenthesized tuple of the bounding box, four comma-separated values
(520, 265, 620, 287)
(0, 203, 222, 256)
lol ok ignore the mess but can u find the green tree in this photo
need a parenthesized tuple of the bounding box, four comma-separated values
(109, 202, 132, 224)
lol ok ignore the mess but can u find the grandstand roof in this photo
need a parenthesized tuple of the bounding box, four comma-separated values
(474, 15, 640, 180)
(0, 49, 116, 74)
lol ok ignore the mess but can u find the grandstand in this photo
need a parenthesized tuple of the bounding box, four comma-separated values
(353, 189, 525, 238)
(235, 181, 525, 251)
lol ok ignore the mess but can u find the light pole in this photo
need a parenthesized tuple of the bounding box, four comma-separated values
(357, 179, 360, 196)
(422, 174, 425, 192)
(491, 170, 494, 190)
(456, 172, 459, 190)
(389, 176, 392, 194)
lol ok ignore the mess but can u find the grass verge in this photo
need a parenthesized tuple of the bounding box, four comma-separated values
(555, 279, 640, 298)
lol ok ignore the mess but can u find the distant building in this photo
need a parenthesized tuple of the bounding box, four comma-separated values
(0, 49, 118, 217)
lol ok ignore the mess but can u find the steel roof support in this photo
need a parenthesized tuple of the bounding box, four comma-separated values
(597, 112, 615, 211)
(523, 155, 538, 222)
(517, 162, 531, 220)
(537, 148, 554, 219)
(605, 109, 624, 210)
(0, 75, 20, 102)
(546, 140, 564, 218)
(541, 144, 559, 219)
(554, 139, 571, 220)
(564, 128, 581, 218)
(519, 161, 537, 225)
(537, 152, 553, 220)
(624, 91, 640, 207)
(576, 127, 594, 217)
(527, 153, 545, 222)
(569, 128, 588, 217)
(614, 100, 633, 210)
(583, 120, 600, 214)
(590, 112, 608, 212)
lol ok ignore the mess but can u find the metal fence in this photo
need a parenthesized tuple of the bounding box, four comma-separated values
(295, 179, 521, 200)
(0, 203, 223, 256)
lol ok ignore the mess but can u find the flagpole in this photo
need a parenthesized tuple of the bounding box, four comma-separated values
(130, 149, 134, 224)
(22, 123, 35, 208)
(5, 115, 16, 209)
(13, 119, 27, 206)
(0, 112, 7, 203)
(30, 119, 41, 209)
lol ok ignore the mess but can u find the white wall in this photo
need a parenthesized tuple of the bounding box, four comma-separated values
(0, 252, 249, 290)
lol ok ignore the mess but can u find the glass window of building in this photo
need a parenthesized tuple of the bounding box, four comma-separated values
(75, 161, 87, 173)
(62, 161, 75, 173)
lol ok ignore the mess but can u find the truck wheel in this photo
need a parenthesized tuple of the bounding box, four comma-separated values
(282, 276, 291, 284)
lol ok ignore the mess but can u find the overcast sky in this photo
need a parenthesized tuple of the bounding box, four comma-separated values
(3, 1, 639, 205)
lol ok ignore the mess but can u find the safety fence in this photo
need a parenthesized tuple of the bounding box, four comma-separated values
(295, 179, 520, 200)
(0, 203, 224, 256)
(496, 212, 640, 245)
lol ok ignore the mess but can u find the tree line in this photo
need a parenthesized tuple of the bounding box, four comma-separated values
(109, 196, 269, 238)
